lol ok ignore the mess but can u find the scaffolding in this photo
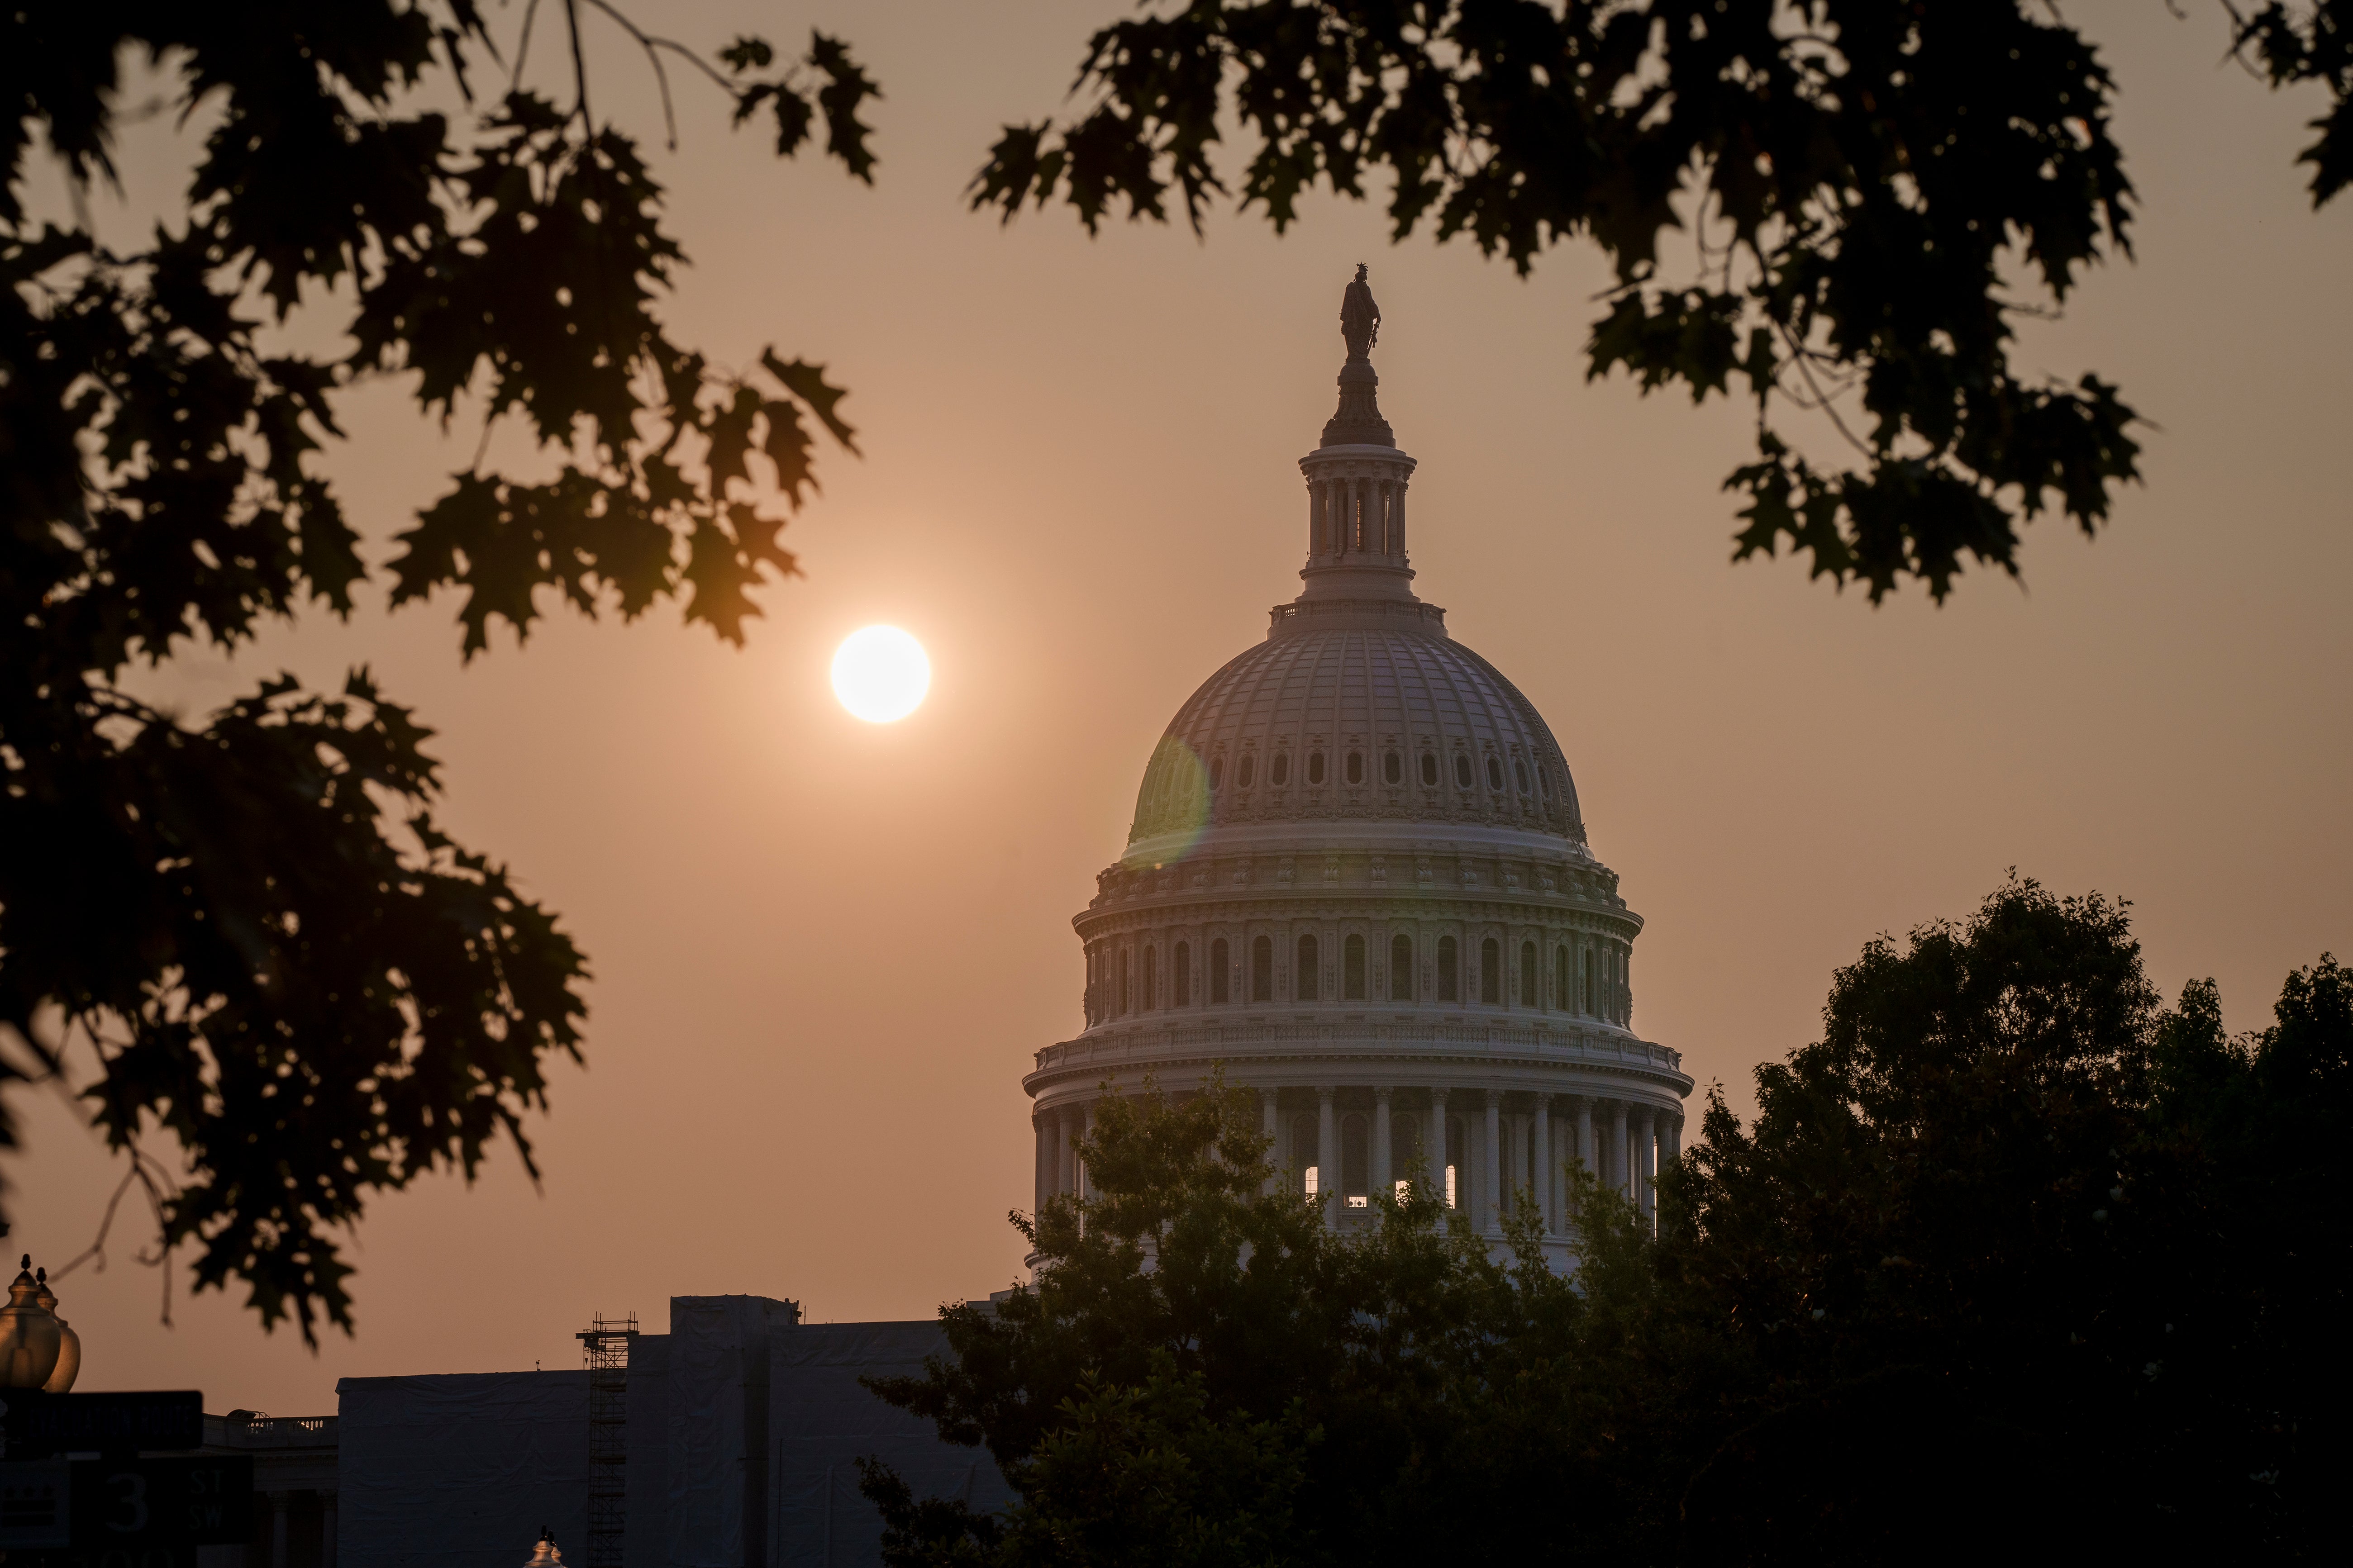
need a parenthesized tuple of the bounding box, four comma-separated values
(578, 1313, 639, 1568)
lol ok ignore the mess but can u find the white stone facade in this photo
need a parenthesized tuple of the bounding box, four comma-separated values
(1024, 295, 1690, 1269)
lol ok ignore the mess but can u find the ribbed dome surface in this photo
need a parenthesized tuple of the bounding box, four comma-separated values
(1129, 622, 1587, 847)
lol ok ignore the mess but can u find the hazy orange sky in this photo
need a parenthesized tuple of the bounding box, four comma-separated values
(14, 0, 2348, 1415)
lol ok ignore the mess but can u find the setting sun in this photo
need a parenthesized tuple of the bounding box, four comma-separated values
(830, 625, 930, 723)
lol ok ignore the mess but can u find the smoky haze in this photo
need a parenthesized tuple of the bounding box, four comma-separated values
(12, 0, 2347, 1414)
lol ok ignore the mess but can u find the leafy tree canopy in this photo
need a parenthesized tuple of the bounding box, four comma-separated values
(867, 882, 2352, 1562)
(976, 0, 2350, 601)
(0, 0, 872, 1339)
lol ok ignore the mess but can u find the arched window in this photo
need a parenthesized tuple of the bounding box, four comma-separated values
(1420, 751, 1438, 787)
(1271, 752, 1290, 786)
(1208, 755, 1224, 789)
(1345, 751, 1364, 784)
(1252, 935, 1274, 1002)
(1554, 945, 1568, 1010)
(1390, 933, 1413, 1000)
(1142, 946, 1157, 1010)
(1344, 933, 1367, 999)
(1296, 934, 1319, 1002)
(1581, 946, 1593, 1015)
(1293, 1113, 1320, 1194)
(1307, 752, 1326, 785)
(1237, 753, 1255, 788)
(1520, 941, 1538, 1007)
(1342, 1114, 1370, 1205)
(1211, 938, 1230, 1003)
(1481, 938, 1501, 1005)
(1437, 936, 1459, 1002)
(1384, 751, 1402, 785)
(1486, 756, 1505, 791)
(1175, 941, 1191, 1006)
(1118, 950, 1131, 1014)
(1514, 758, 1530, 794)
(1453, 752, 1475, 789)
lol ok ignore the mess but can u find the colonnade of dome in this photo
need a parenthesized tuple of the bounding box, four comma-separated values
(1025, 274, 1689, 1269)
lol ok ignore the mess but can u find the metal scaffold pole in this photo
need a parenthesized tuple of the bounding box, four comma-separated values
(577, 1313, 639, 1568)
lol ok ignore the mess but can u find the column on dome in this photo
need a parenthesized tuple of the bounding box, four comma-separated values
(1082, 1100, 1100, 1200)
(1316, 1087, 1338, 1224)
(1531, 1096, 1552, 1233)
(1574, 1096, 1595, 1208)
(1034, 1113, 1050, 1213)
(1483, 1090, 1504, 1236)
(1663, 1112, 1682, 1169)
(1392, 476, 1407, 556)
(1647, 1109, 1666, 1231)
(1372, 1088, 1393, 1202)
(1610, 1100, 1630, 1198)
(1427, 1088, 1449, 1206)
(1262, 1089, 1280, 1197)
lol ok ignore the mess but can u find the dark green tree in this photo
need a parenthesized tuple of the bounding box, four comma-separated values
(865, 888, 2350, 1561)
(976, 0, 2349, 601)
(858, 1076, 1701, 1567)
(0, 1, 873, 1339)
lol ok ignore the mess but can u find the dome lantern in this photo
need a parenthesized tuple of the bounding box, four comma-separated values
(1297, 266, 1420, 610)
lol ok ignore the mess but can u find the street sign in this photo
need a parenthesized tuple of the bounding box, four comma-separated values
(0, 1460, 71, 1549)
(71, 1456, 252, 1547)
(0, 1393, 203, 1456)
(4, 1455, 252, 1568)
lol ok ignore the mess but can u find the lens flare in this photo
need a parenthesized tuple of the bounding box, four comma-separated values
(830, 626, 930, 723)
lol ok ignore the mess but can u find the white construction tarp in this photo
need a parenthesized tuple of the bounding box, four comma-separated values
(768, 1321, 1015, 1568)
(336, 1371, 589, 1568)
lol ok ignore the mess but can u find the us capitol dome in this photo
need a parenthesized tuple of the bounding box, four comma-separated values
(1024, 270, 1690, 1265)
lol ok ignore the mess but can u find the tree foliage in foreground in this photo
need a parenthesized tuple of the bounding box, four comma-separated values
(864, 881, 2352, 1563)
(979, 0, 2351, 602)
(0, 1, 872, 1339)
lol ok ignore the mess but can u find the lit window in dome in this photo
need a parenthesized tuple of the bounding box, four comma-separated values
(1453, 753, 1474, 789)
(1271, 752, 1290, 786)
(1514, 759, 1530, 794)
(1486, 756, 1505, 791)
(1238, 753, 1255, 788)
(1422, 752, 1440, 787)
(1307, 752, 1327, 785)
(1384, 751, 1402, 785)
(1209, 755, 1225, 789)
(1345, 751, 1363, 784)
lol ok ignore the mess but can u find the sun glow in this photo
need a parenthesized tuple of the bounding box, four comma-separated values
(830, 625, 930, 723)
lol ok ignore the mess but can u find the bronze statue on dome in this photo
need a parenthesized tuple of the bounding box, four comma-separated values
(1340, 264, 1381, 360)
